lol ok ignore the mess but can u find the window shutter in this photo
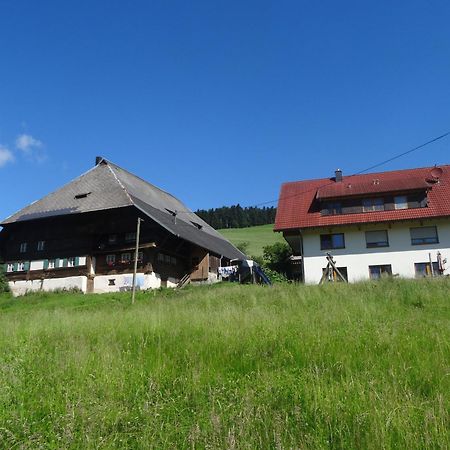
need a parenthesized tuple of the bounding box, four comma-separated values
(24, 261, 30, 271)
(13, 263, 18, 272)
(75, 257, 80, 266)
(43, 259, 49, 270)
(63, 258, 68, 268)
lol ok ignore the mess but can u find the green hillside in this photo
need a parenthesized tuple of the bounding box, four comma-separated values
(218, 223, 284, 256)
(0, 280, 449, 448)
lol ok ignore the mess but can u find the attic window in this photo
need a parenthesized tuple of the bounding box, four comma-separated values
(165, 208, 177, 216)
(74, 192, 91, 199)
(191, 221, 203, 230)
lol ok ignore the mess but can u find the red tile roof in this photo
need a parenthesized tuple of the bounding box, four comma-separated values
(274, 165, 450, 231)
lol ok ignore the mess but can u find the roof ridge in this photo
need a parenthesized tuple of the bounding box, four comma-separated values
(104, 159, 191, 211)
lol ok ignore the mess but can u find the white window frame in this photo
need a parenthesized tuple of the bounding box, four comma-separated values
(7, 263, 14, 273)
(20, 242, 27, 253)
(67, 257, 76, 268)
(48, 260, 55, 269)
(17, 262, 25, 272)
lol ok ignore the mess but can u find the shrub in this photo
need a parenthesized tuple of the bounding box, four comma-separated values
(262, 242, 292, 275)
(0, 271, 10, 293)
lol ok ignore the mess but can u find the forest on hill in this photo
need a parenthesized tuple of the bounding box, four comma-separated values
(195, 205, 276, 229)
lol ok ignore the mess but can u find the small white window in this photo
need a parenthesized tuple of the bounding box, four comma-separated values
(37, 241, 45, 251)
(17, 262, 25, 271)
(121, 253, 131, 263)
(48, 260, 55, 269)
(7, 263, 14, 273)
(20, 243, 27, 253)
(67, 257, 76, 267)
(106, 254, 116, 265)
(125, 232, 136, 242)
(394, 195, 408, 210)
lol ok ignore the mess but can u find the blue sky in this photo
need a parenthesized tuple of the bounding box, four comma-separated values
(1, 0, 450, 221)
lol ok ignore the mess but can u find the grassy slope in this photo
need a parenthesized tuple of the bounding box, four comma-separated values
(0, 280, 449, 449)
(218, 223, 284, 256)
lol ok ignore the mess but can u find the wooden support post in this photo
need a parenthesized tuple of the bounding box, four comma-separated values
(132, 217, 143, 304)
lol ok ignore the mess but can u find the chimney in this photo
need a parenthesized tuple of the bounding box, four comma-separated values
(335, 169, 343, 182)
(95, 156, 103, 166)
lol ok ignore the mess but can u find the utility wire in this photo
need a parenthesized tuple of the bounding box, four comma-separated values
(251, 130, 450, 208)
(174, 129, 450, 213)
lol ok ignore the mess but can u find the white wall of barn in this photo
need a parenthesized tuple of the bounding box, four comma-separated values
(301, 219, 450, 284)
(9, 276, 88, 297)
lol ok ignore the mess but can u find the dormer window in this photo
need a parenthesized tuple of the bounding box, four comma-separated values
(20, 242, 27, 253)
(191, 221, 203, 229)
(74, 192, 91, 199)
(362, 198, 384, 212)
(394, 195, 408, 210)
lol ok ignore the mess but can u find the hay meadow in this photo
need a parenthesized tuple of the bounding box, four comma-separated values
(0, 279, 449, 449)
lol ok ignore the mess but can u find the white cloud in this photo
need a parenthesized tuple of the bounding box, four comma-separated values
(15, 133, 43, 153)
(15, 133, 47, 163)
(0, 145, 14, 167)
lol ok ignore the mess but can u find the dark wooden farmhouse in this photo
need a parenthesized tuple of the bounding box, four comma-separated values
(0, 157, 244, 295)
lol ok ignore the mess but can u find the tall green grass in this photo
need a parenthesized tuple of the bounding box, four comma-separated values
(0, 279, 449, 449)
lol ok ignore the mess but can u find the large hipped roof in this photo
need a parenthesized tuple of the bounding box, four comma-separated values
(1, 158, 244, 260)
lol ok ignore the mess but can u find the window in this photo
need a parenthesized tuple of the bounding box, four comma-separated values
(48, 260, 55, 269)
(37, 241, 45, 251)
(125, 232, 136, 242)
(362, 198, 384, 212)
(108, 279, 116, 286)
(20, 242, 27, 253)
(108, 234, 117, 244)
(7, 263, 14, 273)
(410, 226, 438, 245)
(17, 262, 25, 272)
(415, 262, 440, 277)
(170, 256, 177, 265)
(121, 253, 131, 263)
(365, 230, 389, 248)
(394, 195, 408, 210)
(320, 233, 345, 250)
(67, 257, 76, 268)
(157, 253, 164, 262)
(191, 221, 203, 229)
(325, 202, 342, 215)
(74, 192, 91, 199)
(369, 265, 392, 279)
(106, 254, 116, 266)
(164, 254, 171, 264)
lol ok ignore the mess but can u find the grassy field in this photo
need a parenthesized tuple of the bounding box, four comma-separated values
(0, 279, 449, 449)
(218, 223, 284, 256)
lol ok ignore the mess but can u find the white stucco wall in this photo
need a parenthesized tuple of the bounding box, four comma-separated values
(93, 272, 163, 293)
(9, 276, 88, 297)
(302, 219, 450, 284)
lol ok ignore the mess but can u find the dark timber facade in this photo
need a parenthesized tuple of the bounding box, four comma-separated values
(0, 158, 244, 295)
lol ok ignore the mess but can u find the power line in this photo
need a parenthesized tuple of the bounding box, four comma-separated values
(250, 130, 450, 208)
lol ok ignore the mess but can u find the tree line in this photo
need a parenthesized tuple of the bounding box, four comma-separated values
(195, 205, 276, 229)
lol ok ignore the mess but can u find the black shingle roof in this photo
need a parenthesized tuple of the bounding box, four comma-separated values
(1, 158, 245, 260)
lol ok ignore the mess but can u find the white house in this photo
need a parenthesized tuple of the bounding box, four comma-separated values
(275, 165, 450, 283)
